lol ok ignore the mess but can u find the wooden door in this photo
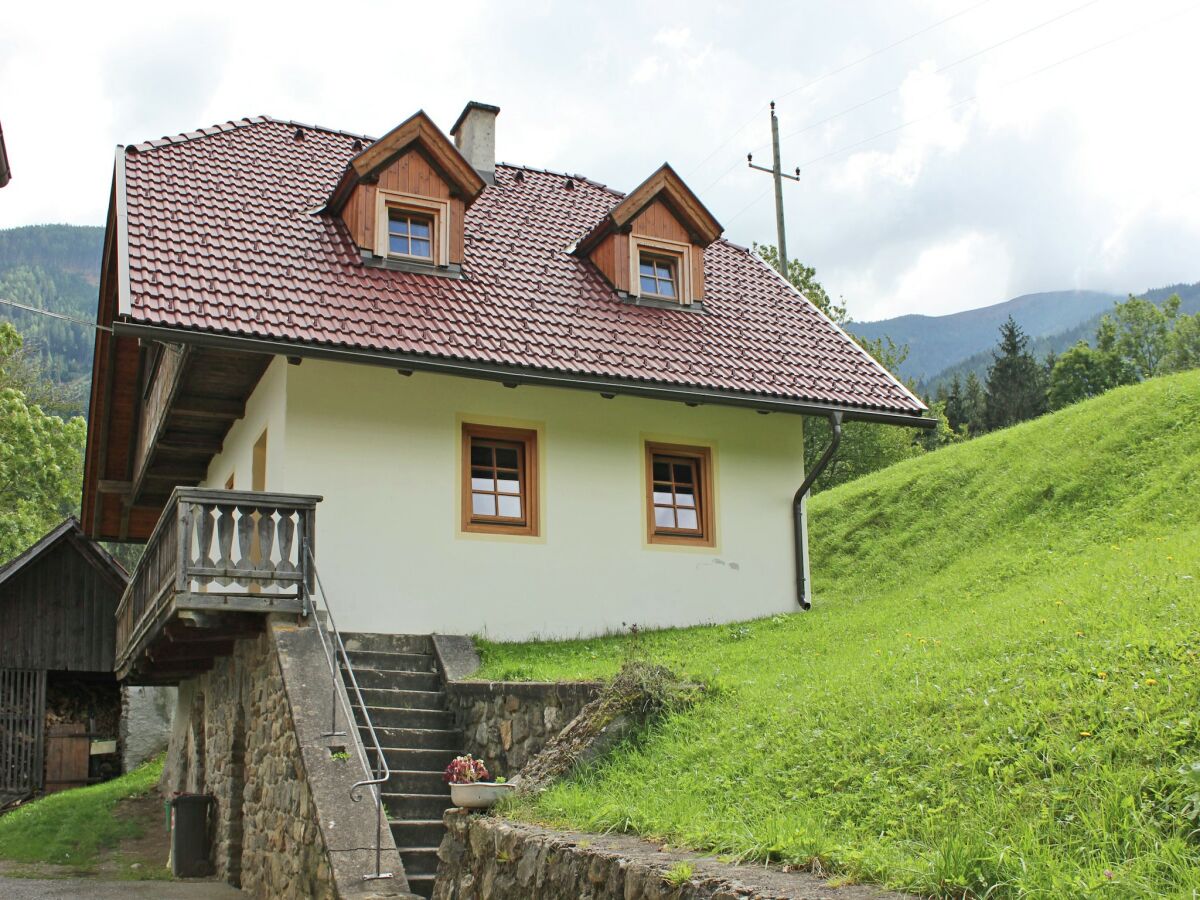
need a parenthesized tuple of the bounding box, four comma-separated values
(0, 668, 46, 796)
(44, 723, 90, 793)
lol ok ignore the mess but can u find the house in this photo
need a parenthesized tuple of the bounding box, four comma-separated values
(80, 102, 931, 896)
(0, 518, 169, 799)
(83, 102, 929, 653)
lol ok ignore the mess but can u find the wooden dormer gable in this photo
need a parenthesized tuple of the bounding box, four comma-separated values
(328, 110, 486, 269)
(575, 163, 723, 305)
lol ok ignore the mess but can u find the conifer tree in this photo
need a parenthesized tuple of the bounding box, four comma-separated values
(984, 317, 1047, 431)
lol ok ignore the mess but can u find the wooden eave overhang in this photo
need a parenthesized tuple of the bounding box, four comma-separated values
(575, 162, 724, 256)
(325, 109, 486, 215)
(83, 152, 273, 544)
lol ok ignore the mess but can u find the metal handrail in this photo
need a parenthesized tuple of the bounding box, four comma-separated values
(303, 541, 393, 883)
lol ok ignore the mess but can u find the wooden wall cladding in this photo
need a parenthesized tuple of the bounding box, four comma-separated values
(340, 149, 465, 264)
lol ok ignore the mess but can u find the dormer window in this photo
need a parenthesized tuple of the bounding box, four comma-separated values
(573, 164, 723, 308)
(327, 109, 487, 275)
(374, 191, 451, 267)
(639, 254, 677, 299)
(630, 236, 691, 304)
(388, 210, 433, 260)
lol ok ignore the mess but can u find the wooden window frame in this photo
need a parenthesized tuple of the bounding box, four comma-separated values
(630, 236, 692, 305)
(374, 189, 451, 266)
(461, 423, 540, 537)
(644, 442, 714, 547)
(386, 209, 435, 261)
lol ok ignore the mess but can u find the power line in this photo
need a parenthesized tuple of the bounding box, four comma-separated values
(793, 2, 1200, 171)
(770, 0, 1106, 149)
(687, 0, 995, 180)
(723, 1, 1198, 228)
(721, 0, 1198, 227)
(707, 0, 1102, 195)
(0, 297, 111, 333)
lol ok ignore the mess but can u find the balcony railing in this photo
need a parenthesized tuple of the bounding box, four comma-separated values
(115, 488, 320, 680)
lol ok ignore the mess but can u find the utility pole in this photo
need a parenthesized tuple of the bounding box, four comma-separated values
(747, 101, 800, 277)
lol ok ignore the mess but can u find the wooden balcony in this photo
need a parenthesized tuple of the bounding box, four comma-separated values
(115, 488, 320, 683)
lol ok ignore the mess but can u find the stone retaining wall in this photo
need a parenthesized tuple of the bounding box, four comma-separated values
(443, 680, 601, 778)
(162, 631, 332, 896)
(432, 810, 905, 900)
(162, 618, 414, 899)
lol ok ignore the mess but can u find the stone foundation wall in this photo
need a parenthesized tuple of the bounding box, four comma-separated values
(121, 685, 175, 771)
(162, 631, 333, 897)
(444, 681, 600, 778)
(432, 810, 904, 900)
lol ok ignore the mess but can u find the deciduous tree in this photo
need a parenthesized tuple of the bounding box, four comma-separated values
(0, 323, 86, 564)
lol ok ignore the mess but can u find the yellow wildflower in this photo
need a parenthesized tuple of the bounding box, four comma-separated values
(1079, 731, 1092, 737)
(1145, 678, 1158, 686)
(1097, 672, 1107, 680)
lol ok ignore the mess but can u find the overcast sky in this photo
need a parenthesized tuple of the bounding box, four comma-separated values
(1, 0, 1197, 321)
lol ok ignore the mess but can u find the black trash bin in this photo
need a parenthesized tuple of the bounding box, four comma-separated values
(169, 793, 214, 877)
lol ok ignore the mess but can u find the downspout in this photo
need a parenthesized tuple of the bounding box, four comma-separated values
(793, 411, 842, 610)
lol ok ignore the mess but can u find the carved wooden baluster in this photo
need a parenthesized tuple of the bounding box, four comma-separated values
(276, 511, 296, 577)
(236, 505, 254, 570)
(216, 504, 235, 586)
(195, 503, 215, 590)
(257, 509, 276, 583)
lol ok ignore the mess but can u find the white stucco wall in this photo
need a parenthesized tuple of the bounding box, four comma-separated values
(248, 359, 809, 641)
(203, 357, 289, 490)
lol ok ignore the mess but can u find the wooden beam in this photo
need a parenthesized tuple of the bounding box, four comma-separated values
(157, 438, 225, 456)
(149, 641, 234, 662)
(171, 396, 245, 420)
(97, 479, 131, 494)
(143, 466, 210, 483)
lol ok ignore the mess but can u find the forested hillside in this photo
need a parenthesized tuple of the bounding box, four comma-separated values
(0, 224, 104, 415)
(924, 281, 1200, 392)
(849, 289, 1121, 381)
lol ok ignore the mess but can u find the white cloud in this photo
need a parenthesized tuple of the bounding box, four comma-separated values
(0, 0, 1196, 322)
(858, 232, 1012, 320)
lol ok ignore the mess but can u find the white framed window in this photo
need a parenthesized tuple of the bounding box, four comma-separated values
(374, 189, 451, 266)
(629, 235, 693, 305)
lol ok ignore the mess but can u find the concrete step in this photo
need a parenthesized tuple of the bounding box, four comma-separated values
(406, 873, 435, 899)
(360, 725, 462, 751)
(388, 818, 445, 848)
(398, 846, 439, 876)
(342, 649, 436, 673)
(357, 705, 454, 731)
(342, 632, 434, 655)
(347, 667, 442, 693)
(358, 687, 446, 711)
(382, 792, 454, 819)
(383, 769, 449, 795)
(381, 747, 459, 773)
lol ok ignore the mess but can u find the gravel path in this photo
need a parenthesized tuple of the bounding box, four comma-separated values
(0, 877, 241, 898)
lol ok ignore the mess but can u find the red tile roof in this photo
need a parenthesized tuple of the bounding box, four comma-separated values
(119, 117, 925, 417)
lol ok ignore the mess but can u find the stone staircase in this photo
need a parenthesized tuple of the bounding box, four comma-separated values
(340, 633, 459, 899)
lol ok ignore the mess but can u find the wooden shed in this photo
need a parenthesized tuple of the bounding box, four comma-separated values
(0, 518, 127, 799)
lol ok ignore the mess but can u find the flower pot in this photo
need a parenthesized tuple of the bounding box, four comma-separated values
(449, 781, 515, 809)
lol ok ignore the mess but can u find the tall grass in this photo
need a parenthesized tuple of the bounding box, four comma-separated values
(477, 372, 1200, 897)
(0, 757, 163, 866)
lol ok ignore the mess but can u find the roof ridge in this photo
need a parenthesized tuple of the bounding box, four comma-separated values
(126, 116, 272, 153)
(126, 116, 377, 155)
(497, 162, 625, 199)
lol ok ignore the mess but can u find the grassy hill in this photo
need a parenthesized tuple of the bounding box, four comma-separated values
(478, 372, 1200, 897)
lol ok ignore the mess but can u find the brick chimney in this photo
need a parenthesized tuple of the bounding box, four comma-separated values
(450, 101, 499, 184)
